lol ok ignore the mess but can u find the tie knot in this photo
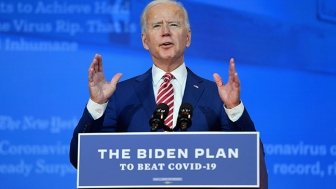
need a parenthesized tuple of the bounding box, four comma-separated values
(162, 73, 174, 82)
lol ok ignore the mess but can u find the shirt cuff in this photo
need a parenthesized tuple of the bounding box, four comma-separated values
(224, 101, 245, 122)
(87, 99, 108, 120)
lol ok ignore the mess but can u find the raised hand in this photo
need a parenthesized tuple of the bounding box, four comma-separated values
(213, 58, 241, 109)
(88, 54, 122, 104)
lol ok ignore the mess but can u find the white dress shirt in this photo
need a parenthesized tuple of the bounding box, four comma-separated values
(152, 63, 187, 127)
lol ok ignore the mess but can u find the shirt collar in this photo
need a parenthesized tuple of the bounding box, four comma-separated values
(152, 63, 187, 86)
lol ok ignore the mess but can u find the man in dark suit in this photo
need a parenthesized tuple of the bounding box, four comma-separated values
(69, 0, 268, 188)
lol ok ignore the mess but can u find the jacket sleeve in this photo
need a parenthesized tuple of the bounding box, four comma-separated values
(232, 107, 257, 131)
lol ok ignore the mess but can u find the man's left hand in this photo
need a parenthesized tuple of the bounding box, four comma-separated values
(213, 58, 241, 109)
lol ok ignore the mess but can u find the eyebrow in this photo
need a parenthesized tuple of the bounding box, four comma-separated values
(151, 20, 181, 25)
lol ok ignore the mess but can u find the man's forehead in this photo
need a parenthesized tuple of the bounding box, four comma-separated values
(149, 17, 182, 23)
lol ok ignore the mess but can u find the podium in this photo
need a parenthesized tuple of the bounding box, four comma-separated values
(77, 132, 259, 188)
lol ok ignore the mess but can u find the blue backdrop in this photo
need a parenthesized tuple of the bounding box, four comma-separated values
(1, 0, 336, 188)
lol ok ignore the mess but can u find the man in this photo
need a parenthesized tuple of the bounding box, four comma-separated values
(70, 0, 268, 188)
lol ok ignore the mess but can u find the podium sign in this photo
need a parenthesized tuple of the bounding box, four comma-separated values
(77, 132, 259, 188)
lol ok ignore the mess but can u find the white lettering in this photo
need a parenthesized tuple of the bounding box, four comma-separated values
(195, 148, 239, 159)
(137, 148, 188, 159)
(34, 1, 91, 14)
(0, 160, 33, 177)
(12, 19, 52, 33)
(168, 163, 202, 171)
(137, 163, 165, 171)
(97, 149, 107, 159)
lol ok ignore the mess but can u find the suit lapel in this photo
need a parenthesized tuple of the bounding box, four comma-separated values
(131, 68, 206, 116)
(133, 69, 156, 116)
(182, 68, 205, 106)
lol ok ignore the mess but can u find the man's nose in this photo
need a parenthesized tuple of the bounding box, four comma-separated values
(161, 23, 171, 36)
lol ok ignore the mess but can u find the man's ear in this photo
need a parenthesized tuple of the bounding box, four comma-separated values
(186, 30, 191, 47)
(142, 33, 149, 50)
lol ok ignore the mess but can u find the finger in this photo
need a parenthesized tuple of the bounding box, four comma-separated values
(229, 58, 240, 84)
(229, 58, 240, 87)
(93, 54, 101, 73)
(228, 58, 236, 79)
(88, 68, 94, 82)
(213, 73, 223, 87)
(88, 55, 98, 82)
(110, 73, 123, 87)
(233, 72, 240, 87)
(95, 54, 104, 73)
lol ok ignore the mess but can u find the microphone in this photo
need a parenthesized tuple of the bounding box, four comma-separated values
(176, 103, 193, 131)
(149, 103, 169, 131)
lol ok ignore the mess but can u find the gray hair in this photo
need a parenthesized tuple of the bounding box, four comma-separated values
(140, 0, 191, 33)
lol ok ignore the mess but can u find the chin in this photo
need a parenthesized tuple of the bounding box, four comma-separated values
(159, 54, 176, 60)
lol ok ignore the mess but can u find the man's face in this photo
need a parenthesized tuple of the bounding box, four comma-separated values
(142, 3, 191, 64)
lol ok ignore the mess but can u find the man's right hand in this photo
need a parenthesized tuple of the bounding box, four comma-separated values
(88, 54, 122, 104)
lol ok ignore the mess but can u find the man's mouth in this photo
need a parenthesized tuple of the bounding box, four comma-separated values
(160, 42, 174, 47)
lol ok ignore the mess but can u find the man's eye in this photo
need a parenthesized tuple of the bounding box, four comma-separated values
(153, 24, 161, 28)
(170, 23, 179, 27)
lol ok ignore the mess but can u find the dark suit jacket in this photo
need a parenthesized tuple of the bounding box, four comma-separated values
(69, 68, 268, 188)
